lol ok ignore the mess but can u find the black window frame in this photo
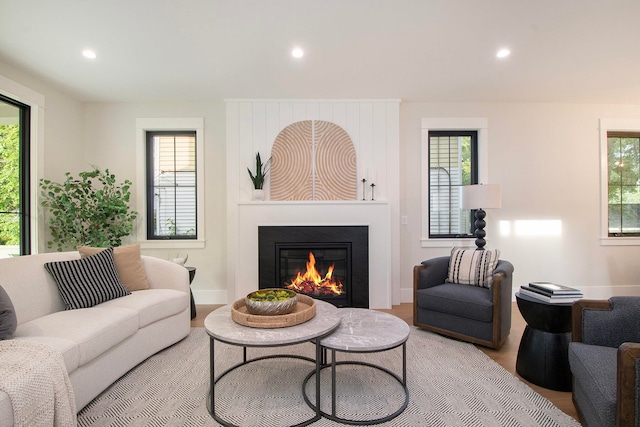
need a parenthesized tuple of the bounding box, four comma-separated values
(0, 93, 30, 255)
(607, 131, 640, 237)
(427, 130, 478, 239)
(145, 130, 198, 240)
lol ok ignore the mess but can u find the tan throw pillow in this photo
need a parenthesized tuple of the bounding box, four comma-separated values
(78, 244, 150, 291)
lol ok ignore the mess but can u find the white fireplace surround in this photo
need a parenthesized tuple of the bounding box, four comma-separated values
(226, 99, 401, 309)
(235, 201, 392, 308)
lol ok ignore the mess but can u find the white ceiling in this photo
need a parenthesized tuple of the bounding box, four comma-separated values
(1, 0, 639, 104)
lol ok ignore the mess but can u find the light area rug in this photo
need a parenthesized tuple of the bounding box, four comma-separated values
(77, 327, 581, 427)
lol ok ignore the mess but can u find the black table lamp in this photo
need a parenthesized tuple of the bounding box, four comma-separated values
(460, 184, 502, 250)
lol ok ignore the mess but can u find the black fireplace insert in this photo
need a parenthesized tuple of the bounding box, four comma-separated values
(259, 226, 369, 308)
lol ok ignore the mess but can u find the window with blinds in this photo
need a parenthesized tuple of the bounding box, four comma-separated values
(428, 131, 477, 238)
(146, 131, 197, 240)
(607, 131, 640, 236)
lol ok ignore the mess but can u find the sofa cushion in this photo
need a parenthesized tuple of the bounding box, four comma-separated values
(44, 247, 130, 310)
(97, 289, 189, 328)
(568, 342, 617, 426)
(15, 306, 139, 367)
(78, 244, 150, 291)
(14, 335, 80, 374)
(415, 283, 493, 322)
(0, 285, 17, 340)
(448, 247, 500, 288)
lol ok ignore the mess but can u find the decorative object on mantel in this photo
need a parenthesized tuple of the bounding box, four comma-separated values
(252, 189, 265, 201)
(370, 182, 376, 201)
(460, 183, 502, 250)
(361, 178, 367, 200)
(247, 152, 270, 201)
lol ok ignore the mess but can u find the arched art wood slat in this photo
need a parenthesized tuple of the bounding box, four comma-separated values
(270, 121, 313, 200)
(270, 120, 357, 201)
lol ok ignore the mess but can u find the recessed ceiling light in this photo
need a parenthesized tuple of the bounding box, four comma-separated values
(82, 49, 97, 59)
(291, 47, 304, 58)
(496, 48, 510, 58)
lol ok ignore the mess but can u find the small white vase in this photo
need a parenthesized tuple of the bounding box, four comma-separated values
(252, 189, 265, 201)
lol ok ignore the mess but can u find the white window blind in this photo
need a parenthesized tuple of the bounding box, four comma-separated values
(607, 131, 640, 237)
(428, 132, 476, 238)
(148, 132, 197, 239)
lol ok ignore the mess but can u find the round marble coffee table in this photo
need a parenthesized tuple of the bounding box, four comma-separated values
(303, 308, 410, 425)
(204, 299, 340, 427)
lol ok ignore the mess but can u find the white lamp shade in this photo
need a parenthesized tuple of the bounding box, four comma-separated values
(460, 184, 502, 210)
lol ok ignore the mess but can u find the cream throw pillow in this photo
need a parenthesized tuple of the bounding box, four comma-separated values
(447, 247, 500, 288)
(78, 244, 150, 291)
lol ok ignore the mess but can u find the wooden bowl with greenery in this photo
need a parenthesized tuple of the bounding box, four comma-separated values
(245, 288, 298, 316)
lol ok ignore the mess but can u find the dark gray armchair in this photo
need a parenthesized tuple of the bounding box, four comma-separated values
(413, 256, 514, 349)
(569, 297, 640, 427)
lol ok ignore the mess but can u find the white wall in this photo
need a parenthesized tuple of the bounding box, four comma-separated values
(399, 102, 640, 300)
(0, 62, 85, 252)
(0, 63, 84, 180)
(81, 102, 228, 303)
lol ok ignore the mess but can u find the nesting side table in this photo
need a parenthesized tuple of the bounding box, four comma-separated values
(303, 308, 410, 425)
(186, 266, 196, 319)
(204, 300, 341, 427)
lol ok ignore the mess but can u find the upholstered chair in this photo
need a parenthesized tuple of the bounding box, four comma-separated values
(413, 252, 514, 349)
(569, 297, 640, 427)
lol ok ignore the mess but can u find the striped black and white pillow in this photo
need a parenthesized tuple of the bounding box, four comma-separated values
(447, 247, 500, 288)
(44, 246, 130, 310)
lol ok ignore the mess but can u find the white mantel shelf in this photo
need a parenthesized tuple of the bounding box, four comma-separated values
(232, 201, 393, 309)
(238, 200, 389, 206)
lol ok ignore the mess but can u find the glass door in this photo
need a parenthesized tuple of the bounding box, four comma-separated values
(0, 95, 30, 257)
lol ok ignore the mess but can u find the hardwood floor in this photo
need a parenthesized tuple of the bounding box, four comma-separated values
(192, 302, 579, 422)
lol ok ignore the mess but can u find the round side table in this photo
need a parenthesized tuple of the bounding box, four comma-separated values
(204, 300, 341, 427)
(186, 267, 196, 319)
(303, 308, 410, 425)
(515, 292, 573, 391)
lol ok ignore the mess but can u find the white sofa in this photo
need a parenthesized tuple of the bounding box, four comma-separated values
(0, 251, 191, 426)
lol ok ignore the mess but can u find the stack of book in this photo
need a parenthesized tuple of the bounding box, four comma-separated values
(519, 282, 583, 304)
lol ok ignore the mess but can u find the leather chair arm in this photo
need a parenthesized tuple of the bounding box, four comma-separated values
(617, 342, 640, 427)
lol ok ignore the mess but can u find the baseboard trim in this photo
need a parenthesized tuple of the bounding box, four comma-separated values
(192, 289, 228, 305)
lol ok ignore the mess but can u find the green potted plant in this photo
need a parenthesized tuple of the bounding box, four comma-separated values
(247, 152, 271, 200)
(40, 166, 138, 251)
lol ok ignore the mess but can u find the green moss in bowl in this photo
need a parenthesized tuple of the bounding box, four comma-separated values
(245, 288, 298, 315)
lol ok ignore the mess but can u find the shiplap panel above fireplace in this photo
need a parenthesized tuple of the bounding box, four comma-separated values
(226, 99, 400, 202)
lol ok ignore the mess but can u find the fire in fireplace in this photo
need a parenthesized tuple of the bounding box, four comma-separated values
(282, 249, 346, 297)
(277, 243, 351, 306)
(259, 226, 369, 308)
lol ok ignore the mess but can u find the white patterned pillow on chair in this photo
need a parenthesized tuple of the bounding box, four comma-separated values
(447, 247, 500, 288)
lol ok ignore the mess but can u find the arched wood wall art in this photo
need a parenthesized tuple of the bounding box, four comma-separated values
(270, 120, 357, 201)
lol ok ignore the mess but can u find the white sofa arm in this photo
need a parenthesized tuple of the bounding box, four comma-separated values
(141, 256, 190, 294)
